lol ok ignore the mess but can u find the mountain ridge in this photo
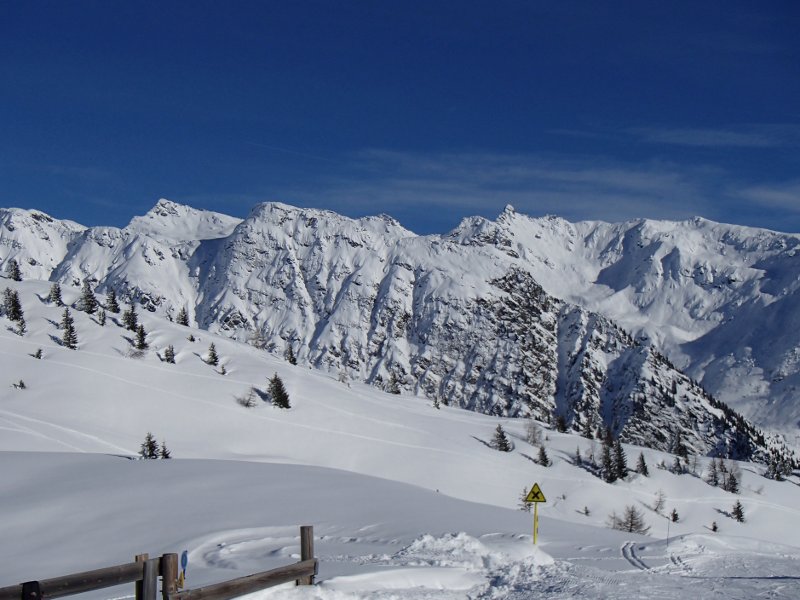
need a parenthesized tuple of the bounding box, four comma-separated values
(1, 200, 797, 456)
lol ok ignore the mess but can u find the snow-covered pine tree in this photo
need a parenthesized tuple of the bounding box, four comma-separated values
(601, 438, 616, 482)
(285, 345, 297, 365)
(613, 439, 628, 480)
(164, 345, 176, 364)
(206, 343, 219, 366)
(6, 258, 21, 281)
(581, 417, 594, 439)
(671, 508, 679, 522)
(135, 324, 148, 350)
(732, 499, 745, 522)
(268, 373, 291, 409)
(15, 314, 26, 335)
(176, 306, 189, 326)
(3, 288, 23, 322)
(636, 452, 649, 476)
(706, 458, 719, 487)
(159, 441, 171, 459)
(139, 432, 159, 459)
(122, 306, 138, 331)
(492, 424, 511, 452)
(105, 289, 120, 313)
(61, 308, 78, 350)
(97, 308, 106, 326)
(48, 283, 64, 306)
(538, 445, 551, 466)
(575, 446, 582, 466)
(79, 280, 98, 314)
(724, 469, 740, 494)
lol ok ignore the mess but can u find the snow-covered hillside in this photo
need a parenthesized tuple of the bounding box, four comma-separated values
(1, 200, 798, 450)
(0, 279, 798, 599)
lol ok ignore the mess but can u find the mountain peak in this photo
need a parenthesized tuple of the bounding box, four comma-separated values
(127, 198, 241, 241)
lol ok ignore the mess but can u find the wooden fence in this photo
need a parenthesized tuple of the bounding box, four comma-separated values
(0, 526, 316, 600)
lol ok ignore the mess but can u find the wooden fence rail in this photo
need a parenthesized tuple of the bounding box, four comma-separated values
(0, 526, 315, 600)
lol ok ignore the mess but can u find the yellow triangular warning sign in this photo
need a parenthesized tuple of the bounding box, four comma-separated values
(525, 482, 546, 503)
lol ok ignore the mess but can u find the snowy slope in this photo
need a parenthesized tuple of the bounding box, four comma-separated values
(485, 210, 800, 434)
(0, 279, 798, 598)
(1, 201, 798, 447)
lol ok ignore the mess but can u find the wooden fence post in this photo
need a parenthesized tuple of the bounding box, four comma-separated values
(297, 526, 314, 586)
(135, 554, 149, 600)
(160, 554, 179, 600)
(142, 559, 158, 600)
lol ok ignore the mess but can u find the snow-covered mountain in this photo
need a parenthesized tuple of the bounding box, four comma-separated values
(0, 199, 796, 457)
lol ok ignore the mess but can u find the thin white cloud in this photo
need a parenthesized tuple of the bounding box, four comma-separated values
(272, 150, 722, 227)
(630, 124, 800, 148)
(735, 181, 800, 212)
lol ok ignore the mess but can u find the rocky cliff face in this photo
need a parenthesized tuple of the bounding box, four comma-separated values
(0, 199, 792, 459)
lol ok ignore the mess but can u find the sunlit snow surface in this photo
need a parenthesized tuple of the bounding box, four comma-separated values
(0, 280, 798, 598)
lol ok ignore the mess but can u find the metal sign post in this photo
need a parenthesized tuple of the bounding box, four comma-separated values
(524, 482, 547, 545)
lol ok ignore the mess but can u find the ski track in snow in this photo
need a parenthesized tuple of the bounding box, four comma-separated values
(0, 410, 130, 454)
(621, 541, 649, 571)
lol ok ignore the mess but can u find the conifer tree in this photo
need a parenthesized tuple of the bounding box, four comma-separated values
(61, 308, 78, 349)
(601, 438, 616, 482)
(159, 440, 171, 459)
(164, 344, 176, 364)
(575, 446, 583, 466)
(7, 258, 21, 281)
(269, 373, 291, 409)
(122, 305, 138, 331)
(554, 414, 567, 432)
(206, 343, 219, 366)
(105, 289, 120, 313)
(285, 345, 297, 365)
(538, 445, 551, 467)
(671, 508, 679, 522)
(97, 308, 106, 326)
(492, 424, 511, 452)
(15, 314, 26, 335)
(706, 458, 720, 487)
(48, 283, 64, 306)
(3, 287, 23, 322)
(139, 432, 159, 459)
(613, 439, 628, 480)
(581, 417, 594, 439)
(636, 452, 649, 476)
(79, 280, 98, 314)
(176, 306, 189, 326)
(135, 324, 148, 350)
(732, 499, 745, 522)
(725, 470, 740, 494)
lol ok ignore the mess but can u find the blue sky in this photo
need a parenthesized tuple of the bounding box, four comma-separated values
(2, 1, 799, 234)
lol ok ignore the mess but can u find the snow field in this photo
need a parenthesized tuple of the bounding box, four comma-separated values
(1, 279, 799, 598)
